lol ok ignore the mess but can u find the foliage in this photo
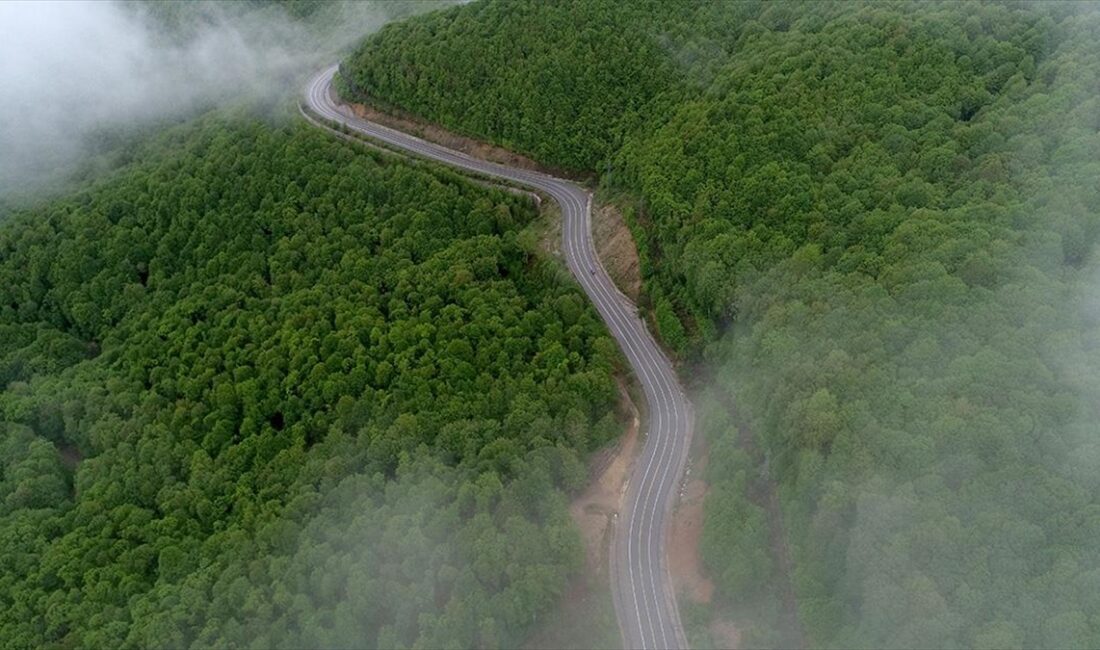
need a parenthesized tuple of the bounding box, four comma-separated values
(343, 1, 1100, 647)
(0, 114, 621, 648)
(340, 0, 687, 172)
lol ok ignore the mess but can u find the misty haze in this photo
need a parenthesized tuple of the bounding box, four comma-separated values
(1, 1, 1099, 649)
(0, 0, 436, 195)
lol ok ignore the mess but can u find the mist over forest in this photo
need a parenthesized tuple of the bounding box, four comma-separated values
(345, 1, 1100, 647)
(2, 1, 1100, 649)
(0, 0, 447, 197)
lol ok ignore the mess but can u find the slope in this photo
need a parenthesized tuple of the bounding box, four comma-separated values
(0, 112, 624, 648)
(341, 2, 1100, 647)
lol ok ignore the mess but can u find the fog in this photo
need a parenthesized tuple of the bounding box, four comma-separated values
(0, 0, 448, 196)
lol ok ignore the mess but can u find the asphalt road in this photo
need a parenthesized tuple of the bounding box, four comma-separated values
(304, 65, 695, 650)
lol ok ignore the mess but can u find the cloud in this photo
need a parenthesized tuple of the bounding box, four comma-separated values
(0, 0, 449, 195)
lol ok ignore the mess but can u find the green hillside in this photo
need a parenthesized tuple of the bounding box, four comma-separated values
(339, 0, 686, 172)
(0, 114, 622, 648)
(343, 2, 1100, 647)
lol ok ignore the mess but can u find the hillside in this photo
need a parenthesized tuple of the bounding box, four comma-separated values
(339, 0, 684, 172)
(342, 2, 1100, 647)
(0, 113, 623, 648)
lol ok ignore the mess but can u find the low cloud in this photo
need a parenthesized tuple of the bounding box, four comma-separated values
(0, 0, 449, 195)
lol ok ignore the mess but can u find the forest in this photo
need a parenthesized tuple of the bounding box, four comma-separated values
(344, 1, 1100, 647)
(0, 113, 624, 648)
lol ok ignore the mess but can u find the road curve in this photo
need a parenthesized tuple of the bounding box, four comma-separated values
(303, 65, 694, 650)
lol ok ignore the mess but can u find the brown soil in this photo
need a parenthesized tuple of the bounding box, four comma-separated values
(536, 199, 563, 259)
(344, 100, 586, 181)
(669, 451, 715, 605)
(338, 89, 678, 646)
(570, 377, 642, 574)
(342, 100, 640, 307)
(592, 200, 642, 302)
(328, 86, 653, 650)
(523, 378, 641, 649)
(668, 432, 741, 649)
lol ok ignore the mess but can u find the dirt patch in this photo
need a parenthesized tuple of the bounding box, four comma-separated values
(522, 377, 641, 650)
(343, 100, 589, 182)
(592, 200, 642, 302)
(570, 377, 642, 574)
(534, 197, 563, 259)
(669, 429, 715, 606)
(669, 473, 715, 605)
(669, 413, 745, 649)
(340, 93, 641, 309)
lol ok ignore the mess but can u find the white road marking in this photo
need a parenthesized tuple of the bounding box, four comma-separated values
(303, 66, 695, 650)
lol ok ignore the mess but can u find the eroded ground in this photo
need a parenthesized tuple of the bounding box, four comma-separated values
(592, 200, 642, 302)
(344, 100, 579, 179)
(670, 434, 743, 649)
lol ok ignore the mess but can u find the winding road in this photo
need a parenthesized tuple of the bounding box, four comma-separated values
(303, 65, 695, 650)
